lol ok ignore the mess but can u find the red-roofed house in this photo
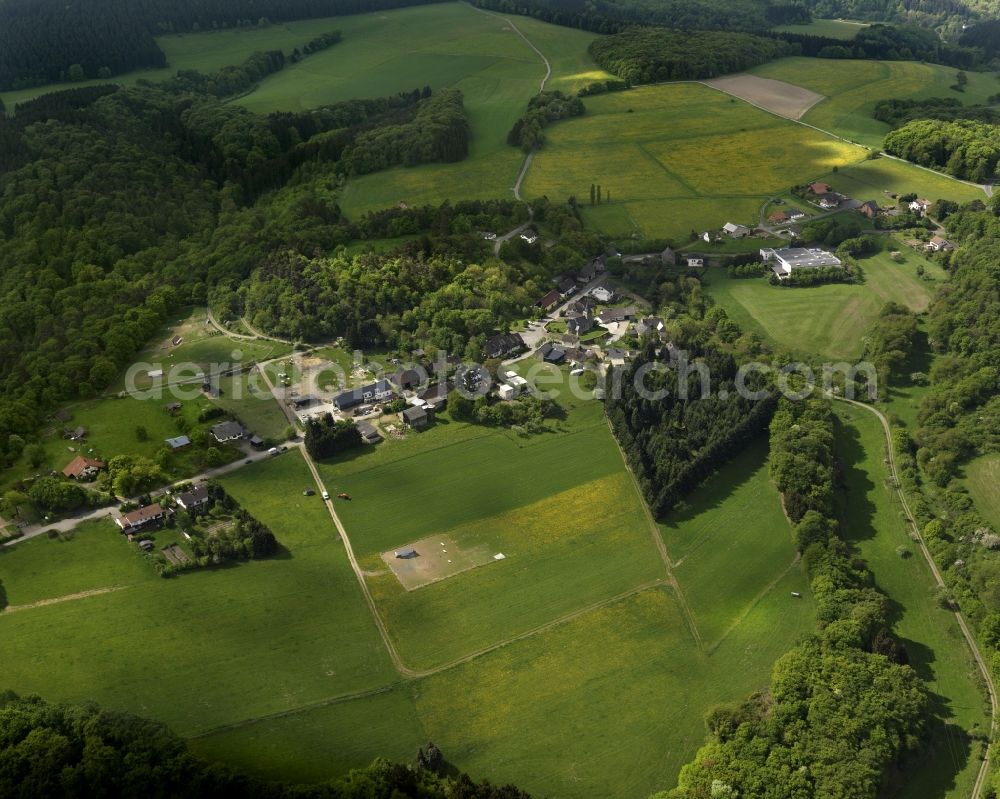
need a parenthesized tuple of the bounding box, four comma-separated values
(809, 182, 831, 195)
(62, 456, 105, 480)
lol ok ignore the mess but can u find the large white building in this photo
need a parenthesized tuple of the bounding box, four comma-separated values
(760, 247, 842, 276)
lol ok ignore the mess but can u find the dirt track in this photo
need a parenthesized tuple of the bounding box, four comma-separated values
(704, 74, 825, 120)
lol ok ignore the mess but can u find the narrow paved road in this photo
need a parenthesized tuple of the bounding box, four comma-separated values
(834, 396, 997, 798)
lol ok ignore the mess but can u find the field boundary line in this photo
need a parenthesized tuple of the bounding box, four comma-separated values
(604, 418, 705, 651)
(833, 396, 997, 799)
(187, 683, 403, 739)
(706, 554, 801, 655)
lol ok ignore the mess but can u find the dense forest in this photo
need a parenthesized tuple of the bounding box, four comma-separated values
(806, 0, 998, 40)
(0, 692, 530, 798)
(0, 0, 439, 90)
(471, 0, 809, 33)
(664, 400, 929, 798)
(588, 27, 796, 83)
(884, 118, 1000, 182)
(340, 89, 471, 174)
(606, 341, 776, 517)
(873, 96, 1000, 128)
(507, 91, 585, 151)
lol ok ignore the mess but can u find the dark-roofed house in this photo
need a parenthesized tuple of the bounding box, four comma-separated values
(858, 200, 880, 219)
(334, 379, 394, 411)
(567, 314, 594, 336)
(538, 342, 566, 364)
(289, 395, 319, 410)
(163, 402, 182, 413)
(116, 503, 165, 532)
(535, 289, 561, 311)
(211, 421, 246, 443)
(249, 435, 265, 449)
(635, 317, 664, 339)
(596, 306, 635, 326)
(420, 382, 451, 411)
(392, 368, 424, 391)
(817, 193, 841, 210)
(63, 456, 105, 480)
(176, 484, 210, 512)
(557, 276, 577, 297)
(661, 247, 677, 267)
(400, 405, 430, 430)
(395, 548, 418, 559)
(356, 420, 383, 444)
(484, 332, 525, 360)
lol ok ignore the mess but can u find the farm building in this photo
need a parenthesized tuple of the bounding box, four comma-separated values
(289, 395, 320, 410)
(768, 210, 791, 223)
(395, 548, 418, 559)
(392, 368, 424, 391)
(62, 456, 105, 480)
(661, 247, 677, 266)
(334, 379, 394, 411)
(420, 382, 451, 411)
(722, 222, 750, 239)
(760, 247, 842, 276)
(176, 484, 210, 511)
(116, 503, 165, 532)
(163, 402, 182, 413)
(165, 435, 191, 449)
(356, 420, 383, 444)
(211, 421, 246, 443)
(808, 182, 831, 195)
(400, 405, 430, 429)
(858, 200, 880, 219)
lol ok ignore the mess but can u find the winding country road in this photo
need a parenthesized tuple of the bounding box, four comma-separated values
(834, 396, 998, 799)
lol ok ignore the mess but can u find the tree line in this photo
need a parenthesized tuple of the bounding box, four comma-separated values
(664, 399, 929, 798)
(0, 0, 438, 90)
(0, 691, 531, 798)
(873, 97, 1000, 129)
(506, 91, 585, 152)
(589, 27, 795, 84)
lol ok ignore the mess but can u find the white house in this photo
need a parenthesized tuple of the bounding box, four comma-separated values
(520, 232, 538, 244)
(908, 199, 930, 216)
(590, 286, 614, 303)
(686, 257, 704, 268)
(498, 383, 518, 400)
(760, 247, 842, 276)
(722, 222, 751, 239)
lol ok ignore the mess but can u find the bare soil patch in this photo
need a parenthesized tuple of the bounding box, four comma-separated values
(3, 586, 126, 613)
(703, 74, 825, 120)
(382, 534, 499, 591)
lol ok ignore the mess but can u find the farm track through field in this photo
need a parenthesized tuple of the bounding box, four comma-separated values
(2, 586, 127, 613)
(465, 1, 549, 202)
(834, 396, 998, 799)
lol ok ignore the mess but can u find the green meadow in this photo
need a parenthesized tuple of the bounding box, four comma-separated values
(0, 452, 397, 735)
(702, 243, 941, 361)
(524, 83, 866, 240)
(232, 3, 613, 217)
(833, 403, 990, 799)
(964, 455, 1000, 534)
(751, 57, 1000, 149)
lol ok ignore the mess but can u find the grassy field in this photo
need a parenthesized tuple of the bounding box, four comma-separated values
(191, 392, 811, 797)
(772, 19, 869, 39)
(813, 156, 985, 204)
(231, 3, 611, 217)
(0, 452, 397, 735)
(964, 455, 1000, 534)
(525, 83, 867, 240)
(659, 438, 806, 646)
(702, 243, 941, 360)
(0, 17, 358, 109)
(751, 57, 1000, 150)
(833, 403, 990, 798)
